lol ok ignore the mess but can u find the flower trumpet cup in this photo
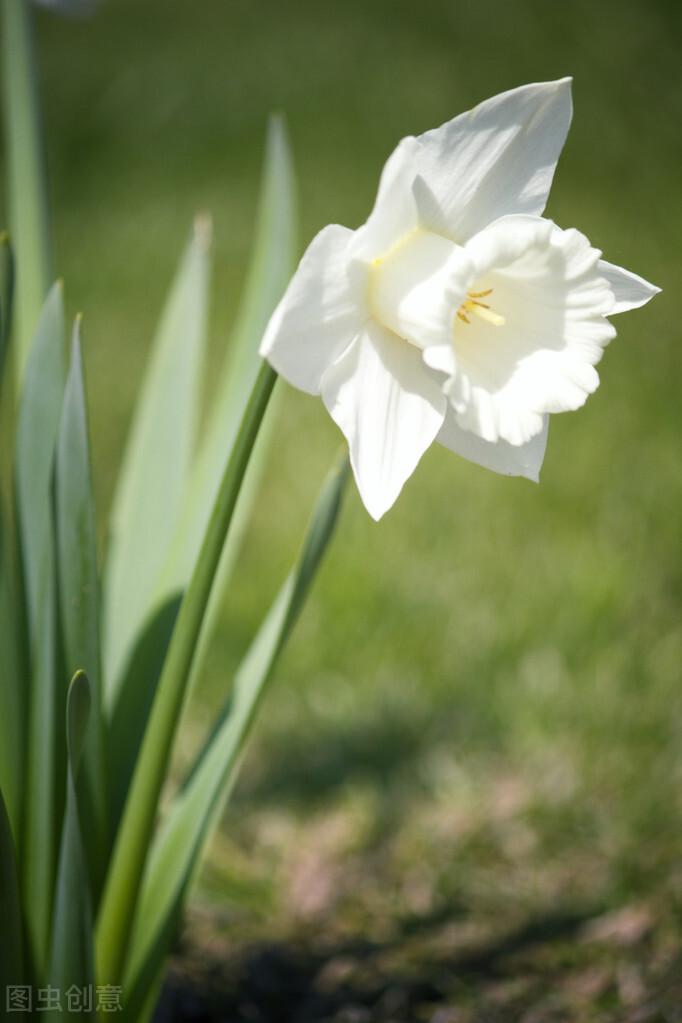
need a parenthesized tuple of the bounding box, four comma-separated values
(261, 79, 659, 520)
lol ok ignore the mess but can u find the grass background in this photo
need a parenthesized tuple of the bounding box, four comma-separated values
(8, 0, 682, 1016)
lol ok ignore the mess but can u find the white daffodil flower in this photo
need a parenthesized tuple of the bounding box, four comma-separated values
(261, 79, 659, 520)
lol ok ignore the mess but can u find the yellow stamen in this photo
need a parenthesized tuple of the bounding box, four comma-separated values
(456, 288, 505, 328)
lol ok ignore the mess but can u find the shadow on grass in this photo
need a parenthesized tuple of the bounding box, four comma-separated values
(235, 704, 458, 811)
(154, 904, 664, 1023)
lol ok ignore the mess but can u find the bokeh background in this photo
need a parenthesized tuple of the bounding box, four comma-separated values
(10, 0, 682, 1017)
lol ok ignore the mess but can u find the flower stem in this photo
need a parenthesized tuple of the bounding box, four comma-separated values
(1, 0, 53, 384)
(95, 361, 278, 985)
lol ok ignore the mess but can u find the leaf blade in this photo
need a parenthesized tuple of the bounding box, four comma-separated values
(0, 785, 25, 993)
(123, 457, 349, 1009)
(107, 118, 297, 834)
(161, 114, 297, 604)
(0, 503, 25, 846)
(16, 281, 66, 979)
(0, 234, 22, 838)
(0, 230, 14, 388)
(55, 321, 108, 894)
(47, 671, 95, 1021)
(1, 0, 52, 383)
(103, 218, 211, 705)
(95, 361, 277, 987)
(15, 280, 65, 639)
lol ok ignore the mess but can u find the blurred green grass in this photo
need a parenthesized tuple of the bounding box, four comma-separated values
(6, 0, 682, 949)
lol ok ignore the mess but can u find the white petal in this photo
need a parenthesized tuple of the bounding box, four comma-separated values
(320, 322, 446, 519)
(412, 79, 573, 242)
(598, 259, 661, 314)
(370, 229, 473, 350)
(449, 215, 615, 445)
(350, 137, 422, 262)
(260, 224, 367, 394)
(438, 408, 549, 482)
(423, 343, 457, 377)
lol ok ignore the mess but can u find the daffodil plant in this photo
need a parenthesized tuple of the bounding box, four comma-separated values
(0, 0, 658, 1019)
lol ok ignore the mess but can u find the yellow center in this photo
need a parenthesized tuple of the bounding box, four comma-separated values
(456, 288, 506, 328)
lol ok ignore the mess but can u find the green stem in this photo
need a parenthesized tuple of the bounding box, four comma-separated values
(1, 0, 52, 384)
(95, 361, 277, 985)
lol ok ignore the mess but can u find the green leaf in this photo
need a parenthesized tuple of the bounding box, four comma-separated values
(1, 0, 53, 384)
(107, 119, 297, 825)
(55, 321, 108, 896)
(0, 786, 24, 993)
(122, 457, 349, 1011)
(95, 361, 277, 987)
(176, 114, 297, 703)
(16, 281, 66, 979)
(0, 238, 22, 837)
(107, 594, 181, 831)
(22, 549, 60, 981)
(15, 280, 65, 640)
(0, 230, 14, 387)
(0, 233, 17, 492)
(47, 671, 95, 1021)
(162, 115, 297, 601)
(216, 114, 296, 436)
(103, 219, 211, 707)
(0, 503, 25, 847)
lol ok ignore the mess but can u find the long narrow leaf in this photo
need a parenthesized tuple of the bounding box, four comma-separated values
(23, 552, 61, 981)
(1, 233, 17, 494)
(16, 281, 66, 979)
(0, 786, 24, 993)
(107, 594, 181, 829)
(161, 115, 297, 600)
(1, 0, 52, 383)
(107, 120, 296, 827)
(0, 230, 14, 387)
(15, 280, 65, 638)
(178, 114, 297, 698)
(55, 322, 107, 896)
(0, 238, 22, 842)
(103, 218, 211, 706)
(123, 457, 349, 1012)
(95, 361, 277, 986)
(47, 671, 95, 1022)
(22, 554, 61, 981)
(0, 504, 25, 845)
